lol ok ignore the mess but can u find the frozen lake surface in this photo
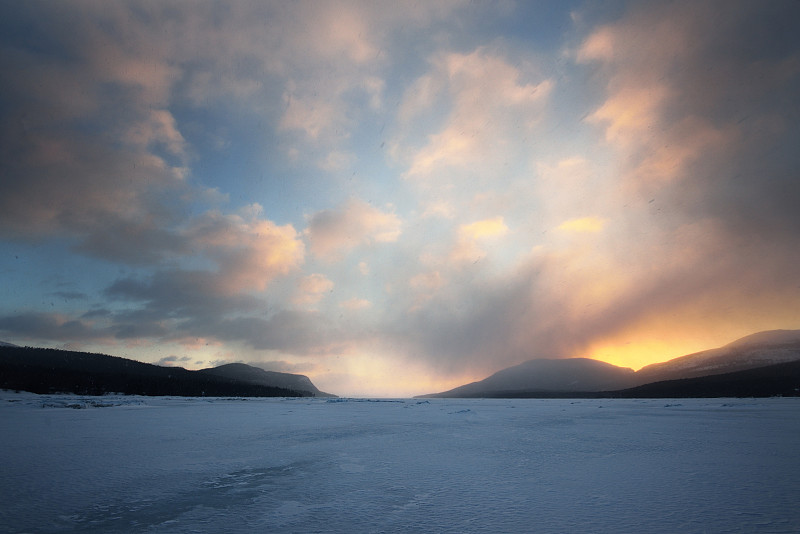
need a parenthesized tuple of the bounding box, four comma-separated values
(2, 393, 799, 533)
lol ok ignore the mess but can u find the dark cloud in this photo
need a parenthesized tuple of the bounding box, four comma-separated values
(590, 0, 800, 242)
(0, 1, 197, 266)
(383, 257, 574, 376)
(80, 308, 112, 320)
(207, 311, 341, 354)
(113, 321, 170, 341)
(49, 291, 88, 301)
(663, 2, 800, 241)
(0, 312, 101, 342)
(100, 268, 339, 355)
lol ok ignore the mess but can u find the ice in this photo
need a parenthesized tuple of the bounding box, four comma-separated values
(2, 392, 799, 533)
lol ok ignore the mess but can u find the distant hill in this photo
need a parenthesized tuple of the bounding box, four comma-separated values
(198, 363, 335, 397)
(0, 345, 333, 398)
(0, 340, 18, 347)
(419, 358, 638, 398)
(635, 329, 800, 382)
(607, 359, 800, 398)
(419, 329, 800, 398)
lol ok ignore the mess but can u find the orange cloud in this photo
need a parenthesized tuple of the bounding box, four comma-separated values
(587, 84, 671, 148)
(448, 216, 509, 263)
(558, 217, 605, 233)
(460, 216, 509, 240)
(189, 206, 305, 295)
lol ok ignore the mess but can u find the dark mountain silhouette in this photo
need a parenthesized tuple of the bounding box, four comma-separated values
(198, 363, 335, 397)
(420, 329, 800, 398)
(0, 345, 333, 397)
(606, 359, 800, 398)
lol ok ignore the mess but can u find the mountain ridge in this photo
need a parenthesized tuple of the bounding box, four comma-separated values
(198, 363, 335, 397)
(0, 345, 334, 398)
(420, 329, 800, 398)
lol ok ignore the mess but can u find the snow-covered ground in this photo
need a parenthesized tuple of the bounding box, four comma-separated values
(2, 393, 799, 533)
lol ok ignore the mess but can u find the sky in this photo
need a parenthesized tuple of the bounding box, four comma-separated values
(2, 0, 800, 397)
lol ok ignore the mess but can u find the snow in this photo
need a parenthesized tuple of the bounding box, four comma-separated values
(2, 393, 799, 533)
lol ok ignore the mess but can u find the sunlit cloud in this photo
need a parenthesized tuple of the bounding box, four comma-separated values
(558, 217, 605, 233)
(187, 208, 305, 295)
(294, 274, 335, 307)
(305, 199, 402, 261)
(459, 217, 509, 240)
(401, 48, 553, 183)
(421, 201, 456, 219)
(449, 216, 509, 263)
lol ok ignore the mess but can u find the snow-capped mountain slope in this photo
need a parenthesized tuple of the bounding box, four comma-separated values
(420, 329, 800, 398)
(635, 330, 800, 382)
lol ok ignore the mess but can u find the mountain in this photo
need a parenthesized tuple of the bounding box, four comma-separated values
(198, 363, 335, 397)
(0, 345, 333, 397)
(420, 329, 800, 398)
(0, 340, 18, 347)
(635, 329, 800, 383)
(419, 358, 638, 398)
(608, 359, 800, 398)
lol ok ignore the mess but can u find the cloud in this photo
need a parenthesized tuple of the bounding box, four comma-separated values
(294, 274, 335, 306)
(400, 47, 553, 183)
(93, 207, 306, 347)
(382, 252, 571, 377)
(578, 1, 800, 214)
(0, 312, 103, 343)
(125, 109, 188, 161)
(318, 150, 356, 172)
(459, 217, 508, 240)
(450, 216, 509, 263)
(421, 201, 456, 219)
(0, 3, 200, 266)
(381, 0, 800, 378)
(209, 310, 343, 355)
(50, 291, 88, 301)
(558, 217, 605, 233)
(409, 271, 446, 291)
(187, 207, 305, 295)
(339, 298, 371, 311)
(567, 0, 800, 328)
(305, 199, 402, 261)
